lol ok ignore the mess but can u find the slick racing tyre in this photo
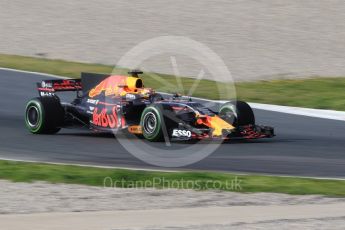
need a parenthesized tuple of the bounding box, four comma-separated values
(25, 97, 64, 134)
(140, 105, 165, 142)
(219, 100, 255, 126)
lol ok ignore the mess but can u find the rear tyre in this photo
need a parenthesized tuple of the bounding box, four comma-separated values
(140, 105, 164, 141)
(25, 97, 64, 134)
(219, 100, 255, 126)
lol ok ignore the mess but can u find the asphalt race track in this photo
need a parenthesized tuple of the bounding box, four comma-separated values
(0, 69, 345, 178)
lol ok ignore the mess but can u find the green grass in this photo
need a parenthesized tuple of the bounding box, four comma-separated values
(0, 160, 344, 196)
(0, 53, 113, 78)
(237, 78, 345, 111)
(1, 53, 345, 110)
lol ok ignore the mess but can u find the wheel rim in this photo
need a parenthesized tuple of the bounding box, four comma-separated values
(143, 112, 157, 134)
(220, 107, 236, 125)
(27, 105, 40, 128)
(223, 108, 235, 117)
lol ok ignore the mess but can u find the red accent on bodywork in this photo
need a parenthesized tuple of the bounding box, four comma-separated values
(240, 126, 267, 139)
(97, 101, 119, 106)
(121, 116, 126, 128)
(92, 107, 119, 129)
(38, 80, 82, 92)
(196, 116, 212, 127)
(37, 87, 55, 92)
(171, 106, 185, 111)
(53, 80, 82, 91)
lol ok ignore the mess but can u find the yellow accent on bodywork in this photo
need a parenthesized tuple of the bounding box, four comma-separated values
(207, 116, 235, 136)
(126, 77, 142, 91)
(128, 125, 142, 134)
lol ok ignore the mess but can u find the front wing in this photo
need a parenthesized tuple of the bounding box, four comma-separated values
(170, 124, 274, 141)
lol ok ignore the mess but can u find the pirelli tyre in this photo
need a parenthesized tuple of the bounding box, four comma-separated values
(25, 97, 64, 134)
(140, 105, 165, 142)
(219, 100, 255, 126)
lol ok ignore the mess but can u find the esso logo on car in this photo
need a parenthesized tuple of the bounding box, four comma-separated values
(172, 129, 192, 138)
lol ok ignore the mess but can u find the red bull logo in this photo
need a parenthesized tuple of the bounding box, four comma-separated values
(92, 107, 119, 128)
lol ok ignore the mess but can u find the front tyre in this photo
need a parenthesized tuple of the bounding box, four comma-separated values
(25, 97, 64, 134)
(140, 105, 164, 141)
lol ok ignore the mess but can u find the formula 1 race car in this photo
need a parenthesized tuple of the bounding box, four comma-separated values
(25, 70, 274, 141)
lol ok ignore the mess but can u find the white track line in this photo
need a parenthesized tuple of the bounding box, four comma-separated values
(162, 93, 345, 121)
(249, 103, 345, 121)
(0, 157, 178, 172)
(0, 67, 68, 79)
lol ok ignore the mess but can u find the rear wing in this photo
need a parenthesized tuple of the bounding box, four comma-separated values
(37, 79, 82, 97)
(37, 72, 112, 97)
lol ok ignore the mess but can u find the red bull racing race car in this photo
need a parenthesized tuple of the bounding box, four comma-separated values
(25, 70, 274, 141)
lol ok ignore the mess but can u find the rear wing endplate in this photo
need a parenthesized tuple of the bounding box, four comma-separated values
(37, 79, 82, 97)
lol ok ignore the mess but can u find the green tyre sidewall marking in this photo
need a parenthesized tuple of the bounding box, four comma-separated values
(140, 106, 163, 141)
(25, 99, 44, 133)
